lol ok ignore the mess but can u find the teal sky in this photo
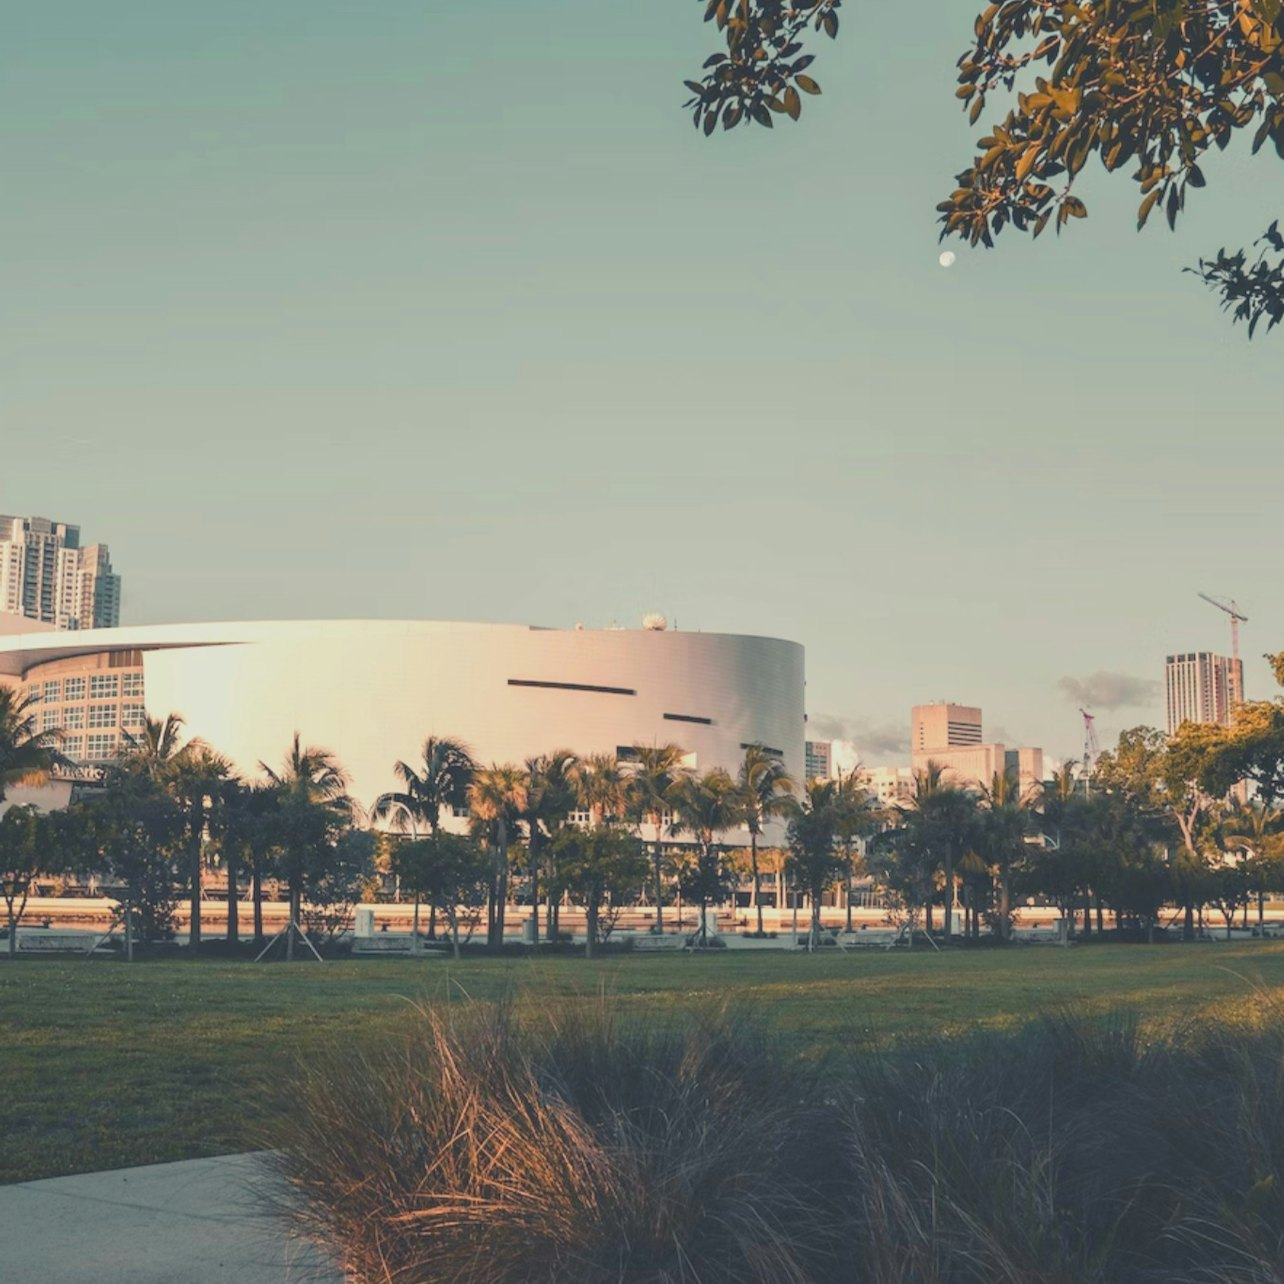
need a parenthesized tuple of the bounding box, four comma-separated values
(4, 2, 1281, 766)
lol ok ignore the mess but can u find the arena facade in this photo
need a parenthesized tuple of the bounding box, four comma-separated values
(0, 619, 806, 821)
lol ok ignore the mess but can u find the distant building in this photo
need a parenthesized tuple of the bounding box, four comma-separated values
(858, 766, 915, 807)
(0, 515, 120, 630)
(912, 703, 982, 755)
(1166, 651, 1240, 733)
(910, 701, 1043, 793)
(804, 740, 832, 781)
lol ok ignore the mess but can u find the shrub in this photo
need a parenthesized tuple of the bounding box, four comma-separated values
(277, 1001, 1284, 1284)
(275, 1001, 844, 1283)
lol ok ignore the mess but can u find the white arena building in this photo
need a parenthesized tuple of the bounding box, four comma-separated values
(0, 618, 805, 816)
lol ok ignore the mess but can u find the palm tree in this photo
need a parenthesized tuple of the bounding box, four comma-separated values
(468, 764, 527, 949)
(737, 744, 795, 936)
(978, 764, 1033, 942)
(833, 768, 880, 932)
(121, 712, 188, 783)
(785, 778, 845, 951)
(371, 737, 475, 946)
(167, 744, 235, 953)
(908, 762, 976, 941)
(520, 749, 577, 943)
(625, 744, 687, 935)
(0, 685, 68, 803)
(259, 733, 355, 960)
(1221, 800, 1284, 925)
(669, 768, 740, 945)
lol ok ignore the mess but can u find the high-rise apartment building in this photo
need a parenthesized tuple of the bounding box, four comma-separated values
(0, 516, 121, 630)
(1166, 651, 1240, 733)
(804, 740, 833, 781)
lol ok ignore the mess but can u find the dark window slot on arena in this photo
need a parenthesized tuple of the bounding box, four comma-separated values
(740, 742, 784, 757)
(507, 679, 636, 696)
(664, 713, 713, 725)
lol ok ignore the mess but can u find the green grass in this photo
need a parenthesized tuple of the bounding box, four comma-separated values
(4, 942, 1284, 1184)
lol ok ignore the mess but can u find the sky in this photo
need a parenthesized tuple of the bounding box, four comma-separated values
(4, 1, 1282, 768)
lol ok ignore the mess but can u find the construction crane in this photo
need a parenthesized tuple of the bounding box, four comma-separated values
(1197, 592, 1248, 701)
(1080, 709, 1100, 778)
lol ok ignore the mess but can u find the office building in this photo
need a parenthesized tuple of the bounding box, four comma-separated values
(911, 701, 1043, 792)
(0, 515, 121, 630)
(804, 740, 832, 781)
(1165, 651, 1241, 734)
(858, 766, 915, 806)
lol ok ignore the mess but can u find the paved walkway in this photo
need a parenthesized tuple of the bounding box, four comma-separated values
(0, 1152, 343, 1283)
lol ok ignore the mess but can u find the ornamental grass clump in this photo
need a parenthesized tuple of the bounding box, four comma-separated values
(277, 999, 1284, 1284)
(275, 1000, 844, 1284)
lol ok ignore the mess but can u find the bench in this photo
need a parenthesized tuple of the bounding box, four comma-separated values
(16, 933, 104, 954)
(630, 934, 683, 952)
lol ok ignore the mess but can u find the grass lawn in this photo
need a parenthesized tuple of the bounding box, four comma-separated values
(4, 941, 1284, 1185)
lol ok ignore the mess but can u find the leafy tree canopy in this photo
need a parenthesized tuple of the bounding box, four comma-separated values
(937, 0, 1284, 334)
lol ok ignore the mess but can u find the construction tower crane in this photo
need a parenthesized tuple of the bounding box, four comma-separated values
(1080, 709, 1100, 776)
(1197, 592, 1248, 702)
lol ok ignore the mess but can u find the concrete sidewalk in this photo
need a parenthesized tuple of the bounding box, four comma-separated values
(0, 1152, 343, 1283)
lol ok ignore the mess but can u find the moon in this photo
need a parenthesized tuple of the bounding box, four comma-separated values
(939, 251, 956, 268)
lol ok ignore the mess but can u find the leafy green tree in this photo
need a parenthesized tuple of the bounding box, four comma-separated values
(1206, 651, 1284, 804)
(0, 806, 41, 957)
(832, 768, 880, 932)
(670, 768, 741, 945)
(626, 743, 688, 935)
(0, 685, 67, 803)
(548, 826, 648, 958)
(121, 712, 188, 782)
(82, 769, 186, 958)
(167, 743, 235, 953)
(300, 828, 377, 944)
(259, 733, 356, 960)
(938, 1, 1284, 334)
(686, 0, 842, 133)
(737, 744, 795, 936)
(1219, 798, 1284, 925)
(469, 764, 527, 949)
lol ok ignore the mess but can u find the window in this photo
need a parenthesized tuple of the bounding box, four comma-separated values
(63, 676, 85, 700)
(122, 672, 144, 697)
(89, 674, 118, 697)
(61, 735, 84, 760)
(664, 712, 713, 725)
(121, 702, 145, 728)
(568, 809, 591, 827)
(63, 706, 84, 729)
(42, 680, 61, 702)
(24, 686, 40, 704)
(88, 703, 118, 728)
(41, 709, 59, 732)
(86, 733, 117, 761)
(507, 679, 636, 696)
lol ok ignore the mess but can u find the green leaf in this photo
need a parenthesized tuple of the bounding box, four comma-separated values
(783, 86, 802, 121)
(796, 74, 821, 95)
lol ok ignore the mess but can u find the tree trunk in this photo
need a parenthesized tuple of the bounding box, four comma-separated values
(530, 830, 541, 943)
(226, 843, 239, 945)
(586, 898, 598, 959)
(251, 856, 264, 945)
(810, 890, 822, 952)
(925, 900, 934, 936)
(1184, 901, 1195, 942)
(1096, 897, 1104, 935)
(845, 843, 854, 933)
(448, 904, 461, 960)
(653, 833, 665, 934)
(751, 830, 763, 936)
(1083, 894, 1092, 937)
(999, 870, 1011, 943)
(412, 893, 421, 954)
(189, 800, 204, 954)
(124, 895, 134, 963)
(943, 849, 954, 941)
(287, 882, 301, 961)
(6, 906, 16, 958)
(489, 819, 509, 950)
